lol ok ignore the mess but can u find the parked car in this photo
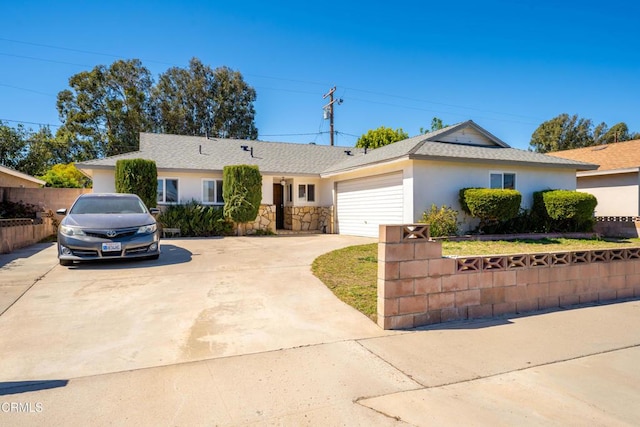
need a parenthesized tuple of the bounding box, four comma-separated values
(56, 193, 160, 266)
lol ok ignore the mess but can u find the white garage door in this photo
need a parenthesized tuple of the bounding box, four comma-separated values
(336, 172, 404, 237)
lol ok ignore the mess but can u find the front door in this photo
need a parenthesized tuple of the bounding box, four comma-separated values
(273, 184, 284, 229)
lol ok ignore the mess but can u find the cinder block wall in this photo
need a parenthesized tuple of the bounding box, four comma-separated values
(378, 224, 640, 330)
(0, 217, 56, 253)
(1, 187, 90, 212)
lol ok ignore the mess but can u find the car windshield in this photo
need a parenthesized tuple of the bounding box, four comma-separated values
(70, 196, 148, 214)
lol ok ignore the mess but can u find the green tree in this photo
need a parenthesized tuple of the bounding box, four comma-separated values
(355, 126, 408, 149)
(39, 163, 91, 188)
(0, 121, 28, 169)
(530, 114, 639, 153)
(56, 59, 154, 159)
(222, 165, 262, 235)
(152, 58, 258, 139)
(420, 117, 448, 134)
(115, 159, 158, 208)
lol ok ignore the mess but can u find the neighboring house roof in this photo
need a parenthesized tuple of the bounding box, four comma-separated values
(546, 139, 640, 175)
(0, 164, 45, 186)
(75, 120, 598, 177)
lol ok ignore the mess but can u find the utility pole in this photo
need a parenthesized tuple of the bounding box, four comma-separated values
(323, 86, 343, 146)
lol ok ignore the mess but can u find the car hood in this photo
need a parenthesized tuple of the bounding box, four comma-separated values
(62, 214, 156, 229)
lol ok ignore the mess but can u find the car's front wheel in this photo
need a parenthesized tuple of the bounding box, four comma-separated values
(59, 259, 73, 266)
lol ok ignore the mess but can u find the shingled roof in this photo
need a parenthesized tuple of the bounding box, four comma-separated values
(75, 121, 598, 177)
(322, 121, 597, 175)
(546, 139, 640, 172)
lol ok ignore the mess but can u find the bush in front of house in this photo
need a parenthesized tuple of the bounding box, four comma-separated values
(459, 188, 521, 232)
(0, 200, 40, 219)
(157, 201, 233, 237)
(115, 159, 158, 208)
(420, 204, 459, 237)
(542, 190, 597, 232)
(223, 165, 262, 235)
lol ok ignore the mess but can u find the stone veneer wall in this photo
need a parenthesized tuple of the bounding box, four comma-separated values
(243, 204, 276, 234)
(378, 224, 640, 330)
(284, 206, 333, 233)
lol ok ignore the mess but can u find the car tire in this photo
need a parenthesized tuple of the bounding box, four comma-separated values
(59, 259, 73, 266)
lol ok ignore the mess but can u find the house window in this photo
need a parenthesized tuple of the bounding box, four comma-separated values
(157, 178, 179, 204)
(287, 184, 293, 203)
(202, 179, 224, 204)
(490, 173, 516, 190)
(298, 184, 315, 202)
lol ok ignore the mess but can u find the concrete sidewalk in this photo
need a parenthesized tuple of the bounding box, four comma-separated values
(3, 301, 639, 426)
(1, 240, 639, 425)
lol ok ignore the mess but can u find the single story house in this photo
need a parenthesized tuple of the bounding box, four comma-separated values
(547, 140, 640, 217)
(0, 165, 45, 188)
(75, 120, 597, 237)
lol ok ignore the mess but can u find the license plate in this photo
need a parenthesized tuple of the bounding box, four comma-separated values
(102, 242, 121, 252)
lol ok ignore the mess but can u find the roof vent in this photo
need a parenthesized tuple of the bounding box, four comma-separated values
(344, 150, 352, 156)
(241, 145, 250, 151)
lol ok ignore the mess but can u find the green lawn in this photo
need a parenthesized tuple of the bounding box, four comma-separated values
(311, 237, 640, 322)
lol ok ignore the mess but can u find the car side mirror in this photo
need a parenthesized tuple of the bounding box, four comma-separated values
(56, 208, 67, 216)
(149, 208, 160, 215)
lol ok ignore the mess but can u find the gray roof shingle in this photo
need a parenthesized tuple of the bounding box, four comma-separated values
(76, 121, 597, 177)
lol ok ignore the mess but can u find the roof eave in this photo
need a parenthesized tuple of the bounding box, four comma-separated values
(577, 167, 640, 177)
(408, 154, 599, 170)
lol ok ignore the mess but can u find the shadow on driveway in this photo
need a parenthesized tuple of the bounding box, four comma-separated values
(63, 244, 193, 270)
(0, 243, 55, 269)
(0, 380, 69, 396)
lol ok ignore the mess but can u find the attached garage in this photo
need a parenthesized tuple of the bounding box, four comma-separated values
(336, 172, 404, 237)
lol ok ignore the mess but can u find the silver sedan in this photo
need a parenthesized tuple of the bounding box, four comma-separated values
(56, 193, 161, 266)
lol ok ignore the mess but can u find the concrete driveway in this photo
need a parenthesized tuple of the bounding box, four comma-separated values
(0, 235, 383, 380)
(1, 236, 640, 426)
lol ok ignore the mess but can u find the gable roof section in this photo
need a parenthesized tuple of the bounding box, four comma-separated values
(546, 139, 640, 174)
(322, 120, 597, 175)
(77, 133, 363, 176)
(0, 165, 45, 186)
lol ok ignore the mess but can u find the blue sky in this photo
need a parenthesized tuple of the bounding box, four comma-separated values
(1, 1, 639, 151)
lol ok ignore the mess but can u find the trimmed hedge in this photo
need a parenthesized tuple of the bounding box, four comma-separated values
(460, 188, 521, 225)
(543, 190, 597, 231)
(223, 165, 262, 224)
(115, 159, 158, 208)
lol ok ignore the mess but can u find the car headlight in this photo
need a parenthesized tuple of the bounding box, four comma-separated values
(59, 225, 86, 236)
(137, 224, 157, 234)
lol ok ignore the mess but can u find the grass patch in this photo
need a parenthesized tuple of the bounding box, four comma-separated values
(311, 237, 640, 323)
(311, 244, 379, 322)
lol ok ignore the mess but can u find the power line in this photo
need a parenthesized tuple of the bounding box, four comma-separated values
(0, 118, 61, 128)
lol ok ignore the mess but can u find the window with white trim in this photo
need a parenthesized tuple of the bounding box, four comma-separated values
(202, 179, 224, 204)
(298, 184, 315, 202)
(490, 172, 516, 190)
(157, 178, 179, 204)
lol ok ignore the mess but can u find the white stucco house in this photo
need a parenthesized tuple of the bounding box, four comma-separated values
(547, 139, 640, 217)
(75, 120, 597, 237)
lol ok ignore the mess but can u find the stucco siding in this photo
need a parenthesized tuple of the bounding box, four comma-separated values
(577, 172, 639, 216)
(411, 160, 578, 224)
